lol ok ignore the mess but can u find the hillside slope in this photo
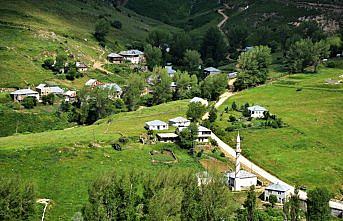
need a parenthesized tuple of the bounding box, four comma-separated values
(0, 0, 177, 88)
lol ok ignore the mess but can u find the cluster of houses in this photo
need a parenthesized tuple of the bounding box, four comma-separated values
(227, 132, 292, 204)
(107, 50, 145, 64)
(144, 97, 211, 143)
(84, 79, 122, 99)
(10, 84, 76, 103)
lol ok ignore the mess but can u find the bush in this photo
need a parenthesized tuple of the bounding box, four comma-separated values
(228, 115, 237, 122)
(112, 143, 122, 151)
(326, 61, 336, 68)
(111, 20, 122, 29)
(118, 136, 129, 144)
(22, 97, 37, 109)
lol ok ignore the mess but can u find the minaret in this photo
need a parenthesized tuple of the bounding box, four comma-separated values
(234, 131, 241, 191)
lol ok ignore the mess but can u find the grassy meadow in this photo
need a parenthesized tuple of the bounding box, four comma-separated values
(0, 100, 205, 220)
(215, 67, 343, 194)
(0, 0, 177, 88)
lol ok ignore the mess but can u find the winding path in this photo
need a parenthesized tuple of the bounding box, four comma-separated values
(37, 199, 50, 221)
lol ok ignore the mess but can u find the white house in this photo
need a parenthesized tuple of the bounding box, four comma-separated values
(145, 120, 168, 131)
(99, 83, 122, 98)
(85, 79, 101, 88)
(197, 126, 212, 143)
(76, 62, 88, 72)
(165, 65, 176, 77)
(169, 117, 190, 127)
(227, 132, 257, 191)
(10, 89, 39, 102)
(36, 84, 64, 97)
(264, 183, 292, 204)
(190, 97, 208, 107)
(107, 53, 124, 64)
(204, 67, 221, 76)
(64, 90, 77, 102)
(119, 50, 145, 64)
(248, 105, 268, 118)
(156, 133, 179, 143)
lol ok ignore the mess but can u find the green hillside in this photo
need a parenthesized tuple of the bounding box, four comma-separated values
(0, 0, 177, 88)
(215, 67, 343, 193)
(0, 100, 204, 220)
(125, 0, 221, 29)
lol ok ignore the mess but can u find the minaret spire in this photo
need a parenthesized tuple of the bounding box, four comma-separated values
(234, 131, 241, 191)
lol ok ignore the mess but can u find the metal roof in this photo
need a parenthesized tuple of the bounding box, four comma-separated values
(227, 170, 257, 179)
(248, 105, 267, 112)
(204, 67, 221, 72)
(10, 89, 38, 95)
(156, 133, 178, 138)
(169, 117, 189, 123)
(100, 83, 122, 92)
(265, 182, 291, 192)
(50, 86, 64, 94)
(119, 50, 144, 56)
(85, 79, 97, 86)
(108, 53, 123, 58)
(145, 120, 167, 126)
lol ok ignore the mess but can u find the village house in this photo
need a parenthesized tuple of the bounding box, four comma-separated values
(10, 89, 40, 102)
(248, 105, 268, 118)
(145, 120, 169, 131)
(36, 84, 64, 97)
(264, 182, 292, 204)
(197, 126, 212, 143)
(156, 133, 179, 143)
(190, 97, 209, 107)
(227, 133, 257, 191)
(170, 82, 177, 92)
(119, 50, 145, 64)
(63, 90, 77, 102)
(85, 79, 102, 88)
(169, 116, 190, 127)
(75, 62, 88, 72)
(165, 65, 176, 77)
(228, 72, 238, 79)
(107, 53, 124, 64)
(204, 67, 221, 76)
(99, 83, 123, 98)
(176, 125, 212, 143)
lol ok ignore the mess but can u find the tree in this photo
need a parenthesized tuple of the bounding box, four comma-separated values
(201, 27, 227, 66)
(42, 93, 55, 105)
(178, 122, 198, 149)
(307, 187, 331, 221)
(244, 185, 256, 221)
(208, 108, 217, 123)
(286, 39, 330, 73)
(269, 195, 277, 208)
(297, 20, 326, 42)
(234, 46, 272, 90)
(0, 177, 36, 221)
(43, 58, 54, 69)
(147, 29, 171, 49)
(186, 102, 207, 122)
(54, 53, 67, 72)
(200, 74, 228, 100)
(173, 71, 191, 100)
(231, 101, 237, 111)
(144, 44, 162, 70)
(22, 97, 37, 109)
(183, 49, 202, 77)
(226, 25, 249, 57)
(94, 19, 110, 46)
(151, 67, 172, 104)
(123, 75, 145, 111)
(289, 188, 301, 221)
(170, 32, 192, 65)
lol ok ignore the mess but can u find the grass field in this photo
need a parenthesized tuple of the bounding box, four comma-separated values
(0, 100, 204, 220)
(0, 0, 177, 88)
(215, 67, 343, 194)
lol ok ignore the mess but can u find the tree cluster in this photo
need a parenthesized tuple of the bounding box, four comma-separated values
(82, 170, 235, 221)
(0, 177, 36, 221)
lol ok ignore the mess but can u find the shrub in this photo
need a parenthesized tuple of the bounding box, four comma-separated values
(112, 143, 122, 151)
(111, 20, 122, 29)
(228, 115, 237, 122)
(118, 136, 129, 144)
(326, 61, 336, 68)
(22, 97, 37, 109)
